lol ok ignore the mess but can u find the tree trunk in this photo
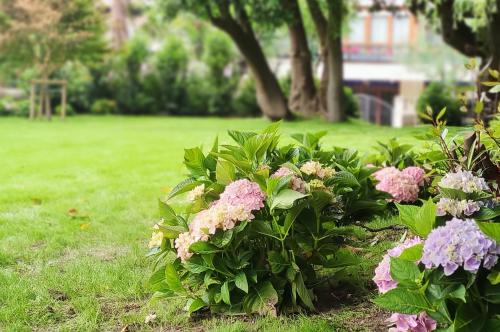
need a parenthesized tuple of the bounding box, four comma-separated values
(306, 0, 329, 113)
(210, 7, 291, 121)
(285, 0, 319, 116)
(111, 0, 129, 49)
(325, 1, 345, 122)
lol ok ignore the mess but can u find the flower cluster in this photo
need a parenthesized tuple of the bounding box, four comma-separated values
(148, 224, 164, 248)
(271, 167, 307, 193)
(187, 184, 205, 202)
(174, 179, 266, 261)
(374, 166, 425, 203)
(387, 312, 437, 332)
(421, 218, 499, 275)
(299, 161, 335, 179)
(373, 237, 423, 293)
(438, 170, 489, 193)
(436, 198, 482, 217)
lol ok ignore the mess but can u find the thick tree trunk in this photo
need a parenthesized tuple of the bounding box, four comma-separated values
(285, 0, 319, 116)
(211, 8, 291, 121)
(325, 1, 345, 122)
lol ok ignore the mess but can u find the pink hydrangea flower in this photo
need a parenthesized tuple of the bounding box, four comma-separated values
(373, 167, 425, 203)
(272, 167, 307, 193)
(402, 167, 425, 186)
(175, 179, 266, 262)
(373, 237, 423, 293)
(218, 179, 266, 211)
(387, 312, 437, 332)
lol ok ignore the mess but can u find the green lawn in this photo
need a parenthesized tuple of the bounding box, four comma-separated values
(0, 116, 427, 331)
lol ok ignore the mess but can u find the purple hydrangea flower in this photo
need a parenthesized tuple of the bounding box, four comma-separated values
(438, 170, 489, 193)
(421, 218, 499, 275)
(435, 198, 482, 217)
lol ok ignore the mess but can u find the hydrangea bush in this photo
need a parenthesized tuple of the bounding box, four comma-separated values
(373, 172, 500, 331)
(148, 124, 388, 315)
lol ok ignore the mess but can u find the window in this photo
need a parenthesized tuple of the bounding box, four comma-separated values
(348, 16, 365, 43)
(393, 12, 410, 44)
(371, 13, 388, 44)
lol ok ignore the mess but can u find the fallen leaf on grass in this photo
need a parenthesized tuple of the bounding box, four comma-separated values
(144, 312, 157, 324)
(31, 198, 42, 205)
(80, 223, 91, 230)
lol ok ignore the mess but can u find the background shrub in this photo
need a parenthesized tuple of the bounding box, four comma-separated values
(232, 77, 260, 117)
(417, 82, 462, 125)
(91, 99, 117, 115)
(343, 86, 359, 118)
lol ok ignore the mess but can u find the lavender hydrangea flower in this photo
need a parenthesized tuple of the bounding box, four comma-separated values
(421, 218, 499, 276)
(438, 170, 489, 193)
(435, 198, 482, 217)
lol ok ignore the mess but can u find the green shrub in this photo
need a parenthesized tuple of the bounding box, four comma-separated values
(417, 82, 462, 125)
(148, 125, 389, 316)
(343, 86, 359, 118)
(232, 77, 260, 117)
(0, 97, 29, 117)
(202, 31, 238, 116)
(91, 99, 117, 115)
(55, 104, 75, 116)
(55, 62, 93, 113)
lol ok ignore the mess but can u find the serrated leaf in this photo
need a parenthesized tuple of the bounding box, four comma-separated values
(188, 298, 206, 313)
(165, 263, 185, 293)
(268, 250, 288, 273)
(221, 281, 231, 305)
(487, 270, 500, 285)
(158, 200, 177, 221)
(398, 244, 423, 262)
(448, 284, 466, 303)
(295, 272, 315, 311)
(270, 189, 307, 210)
(184, 256, 210, 273)
(184, 147, 207, 177)
(477, 222, 500, 242)
(189, 241, 220, 254)
(373, 288, 431, 314)
(216, 160, 236, 185)
(235, 272, 248, 293)
(243, 281, 278, 316)
(167, 178, 202, 201)
(390, 257, 422, 284)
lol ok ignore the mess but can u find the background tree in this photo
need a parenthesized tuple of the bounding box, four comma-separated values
(158, 0, 348, 122)
(409, 0, 500, 114)
(0, 0, 106, 116)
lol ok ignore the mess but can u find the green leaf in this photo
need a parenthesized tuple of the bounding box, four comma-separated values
(167, 178, 202, 201)
(398, 244, 423, 262)
(243, 281, 278, 316)
(189, 241, 220, 254)
(283, 203, 305, 236)
(373, 288, 431, 314)
(295, 272, 315, 311)
(487, 270, 500, 285)
(165, 263, 185, 293)
(268, 250, 288, 274)
(216, 160, 236, 185)
(448, 284, 466, 303)
(474, 207, 500, 221)
(396, 199, 436, 237)
(489, 84, 500, 93)
(323, 249, 360, 268)
(188, 298, 206, 314)
(331, 171, 360, 188)
(184, 256, 210, 274)
(158, 200, 177, 221)
(271, 189, 307, 210)
(235, 272, 248, 293)
(477, 222, 500, 242)
(221, 281, 231, 305)
(157, 224, 185, 239)
(390, 257, 422, 285)
(484, 282, 500, 304)
(148, 265, 167, 292)
(453, 302, 485, 332)
(184, 147, 207, 177)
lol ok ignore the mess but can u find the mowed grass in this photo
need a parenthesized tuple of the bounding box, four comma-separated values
(0, 116, 426, 331)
